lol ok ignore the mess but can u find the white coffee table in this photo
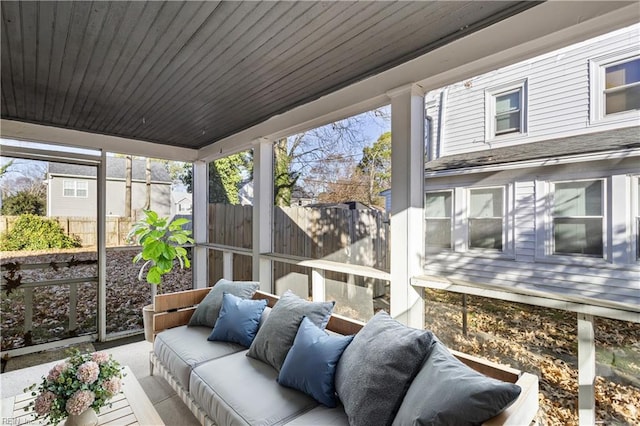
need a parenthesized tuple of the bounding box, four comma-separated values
(1, 366, 164, 425)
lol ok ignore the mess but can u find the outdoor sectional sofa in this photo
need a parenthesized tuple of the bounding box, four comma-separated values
(149, 280, 538, 426)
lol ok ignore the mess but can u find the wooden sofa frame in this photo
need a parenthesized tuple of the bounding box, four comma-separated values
(150, 288, 539, 426)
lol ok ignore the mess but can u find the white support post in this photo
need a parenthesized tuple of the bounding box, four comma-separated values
(253, 139, 273, 292)
(69, 282, 78, 333)
(311, 268, 326, 302)
(222, 251, 233, 281)
(578, 313, 596, 426)
(193, 160, 209, 289)
(97, 152, 107, 341)
(388, 84, 425, 328)
(609, 175, 629, 264)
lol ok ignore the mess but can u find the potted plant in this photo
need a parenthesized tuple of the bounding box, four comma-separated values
(127, 210, 193, 342)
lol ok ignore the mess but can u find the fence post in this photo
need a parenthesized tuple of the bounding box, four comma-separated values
(69, 282, 78, 334)
(24, 288, 34, 341)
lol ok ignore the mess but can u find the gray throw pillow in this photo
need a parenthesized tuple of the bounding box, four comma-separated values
(334, 311, 435, 426)
(247, 290, 334, 372)
(392, 341, 521, 426)
(188, 279, 259, 328)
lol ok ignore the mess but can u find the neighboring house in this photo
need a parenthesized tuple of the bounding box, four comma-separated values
(238, 180, 253, 206)
(421, 24, 640, 309)
(291, 186, 315, 206)
(172, 191, 193, 215)
(47, 157, 172, 217)
(379, 189, 391, 213)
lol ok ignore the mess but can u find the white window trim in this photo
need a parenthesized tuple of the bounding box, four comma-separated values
(536, 177, 609, 264)
(465, 185, 511, 254)
(484, 79, 528, 142)
(589, 50, 640, 126)
(425, 190, 454, 252)
(62, 179, 89, 198)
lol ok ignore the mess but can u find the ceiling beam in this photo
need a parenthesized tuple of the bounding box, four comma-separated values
(0, 119, 198, 162)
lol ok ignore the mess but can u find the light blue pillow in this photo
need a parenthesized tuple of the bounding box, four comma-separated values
(208, 292, 267, 348)
(278, 317, 354, 408)
(189, 279, 260, 328)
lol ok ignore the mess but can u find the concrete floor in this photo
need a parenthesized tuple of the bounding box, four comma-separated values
(1, 338, 199, 426)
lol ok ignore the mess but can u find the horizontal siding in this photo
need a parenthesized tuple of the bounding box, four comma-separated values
(437, 25, 640, 156)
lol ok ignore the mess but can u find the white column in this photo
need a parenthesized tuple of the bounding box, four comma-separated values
(252, 139, 273, 292)
(578, 313, 596, 426)
(192, 160, 209, 288)
(222, 251, 233, 280)
(388, 84, 425, 328)
(609, 175, 629, 264)
(97, 152, 107, 341)
(312, 268, 326, 302)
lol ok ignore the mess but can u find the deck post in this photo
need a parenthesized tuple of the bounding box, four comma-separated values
(193, 160, 209, 289)
(388, 84, 425, 328)
(253, 139, 273, 292)
(578, 313, 596, 426)
(311, 268, 326, 302)
(222, 251, 233, 280)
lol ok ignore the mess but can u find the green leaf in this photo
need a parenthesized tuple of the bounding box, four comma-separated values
(147, 266, 162, 284)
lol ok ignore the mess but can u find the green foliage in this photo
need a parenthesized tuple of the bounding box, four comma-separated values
(179, 153, 252, 205)
(0, 215, 81, 251)
(357, 131, 391, 205)
(1, 190, 46, 215)
(274, 138, 298, 206)
(127, 210, 194, 290)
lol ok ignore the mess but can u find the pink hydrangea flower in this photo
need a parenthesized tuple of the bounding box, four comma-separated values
(76, 361, 99, 384)
(47, 362, 68, 382)
(66, 390, 95, 415)
(34, 391, 56, 416)
(103, 377, 122, 395)
(91, 351, 110, 364)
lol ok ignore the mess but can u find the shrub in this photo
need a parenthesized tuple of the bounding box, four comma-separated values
(0, 215, 81, 251)
(0, 191, 46, 215)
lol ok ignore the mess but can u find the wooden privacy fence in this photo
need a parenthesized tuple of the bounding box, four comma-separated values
(208, 203, 389, 269)
(208, 204, 390, 286)
(0, 216, 135, 247)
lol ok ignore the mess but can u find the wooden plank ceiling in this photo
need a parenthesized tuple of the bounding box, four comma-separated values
(1, 1, 537, 149)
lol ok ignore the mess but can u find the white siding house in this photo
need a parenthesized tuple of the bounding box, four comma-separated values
(47, 158, 172, 217)
(422, 25, 640, 309)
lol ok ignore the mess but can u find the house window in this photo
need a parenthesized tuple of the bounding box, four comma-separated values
(468, 187, 503, 250)
(603, 57, 640, 115)
(552, 180, 603, 256)
(591, 54, 640, 123)
(63, 180, 88, 198)
(425, 191, 452, 249)
(486, 80, 527, 139)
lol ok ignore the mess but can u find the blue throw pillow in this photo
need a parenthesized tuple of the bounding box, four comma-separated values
(208, 292, 267, 348)
(277, 317, 354, 408)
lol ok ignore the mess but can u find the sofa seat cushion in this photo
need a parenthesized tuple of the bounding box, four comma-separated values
(154, 325, 245, 390)
(284, 404, 349, 425)
(190, 351, 319, 426)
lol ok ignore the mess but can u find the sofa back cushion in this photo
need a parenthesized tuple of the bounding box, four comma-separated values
(335, 311, 435, 426)
(392, 341, 521, 426)
(188, 279, 259, 328)
(247, 290, 335, 372)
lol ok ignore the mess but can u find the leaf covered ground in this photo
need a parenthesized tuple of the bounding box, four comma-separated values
(424, 289, 639, 425)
